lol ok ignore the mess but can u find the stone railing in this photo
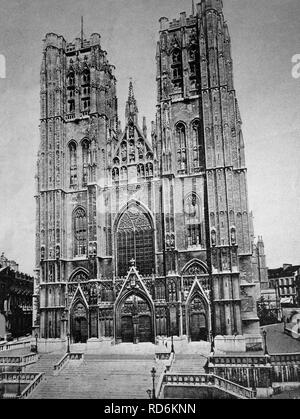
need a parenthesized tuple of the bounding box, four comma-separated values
(161, 373, 255, 399)
(0, 371, 43, 399)
(0, 353, 39, 367)
(270, 353, 300, 365)
(0, 339, 32, 352)
(20, 373, 44, 399)
(53, 352, 84, 374)
(209, 353, 300, 388)
(1, 372, 39, 383)
(155, 353, 175, 399)
(210, 355, 268, 366)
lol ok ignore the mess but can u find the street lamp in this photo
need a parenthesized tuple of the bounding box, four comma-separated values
(151, 367, 157, 399)
(35, 333, 38, 354)
(210, 330, 215, 354)
(67, 333, 70, 353)
(263, 329, 269, 356)
(16, 366, 22, 398)
(171, 335, 175, 354)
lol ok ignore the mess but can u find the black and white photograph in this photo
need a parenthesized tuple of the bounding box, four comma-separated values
(0, 0, 300, 403)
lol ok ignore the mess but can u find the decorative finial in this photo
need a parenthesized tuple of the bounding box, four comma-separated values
(81, 16, 84, 47)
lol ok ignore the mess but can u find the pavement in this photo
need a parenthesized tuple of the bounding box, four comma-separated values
(262, 324, 300, 354)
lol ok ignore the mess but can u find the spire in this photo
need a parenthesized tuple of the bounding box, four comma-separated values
(192, 0, 195, 16)
(125, 79, 139, 123)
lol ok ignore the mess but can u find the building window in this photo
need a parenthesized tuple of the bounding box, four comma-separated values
(176, 123, 187, 172)
(172, 48, 183, 88)
(81, 69, 90, 113)
(192, 120, 201, 168)
(82, 140, 89, 187)
(116, 205, 155, 277)
(73, 207, 87, 257)
(185, 193, 202, 247)
(69, 141, 77, 188)
(82, 69, 90, 86)
(189, 46, 198, 79)
(67, 71, 75, 114)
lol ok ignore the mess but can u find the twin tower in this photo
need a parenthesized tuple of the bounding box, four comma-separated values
(34, 0, 263, 353)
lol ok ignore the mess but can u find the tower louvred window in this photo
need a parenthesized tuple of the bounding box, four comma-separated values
(189, 46, 198, 78)
(82, 140, 89, 187)
(172, 48, 183, 88)
(176, 123, 187, 172)
(81, 69, 90, 112)
(73, 207, 87, 257)
(185, 193, 202, 247)
(69, 142, 77, 187)
(192, 120, 201, 168)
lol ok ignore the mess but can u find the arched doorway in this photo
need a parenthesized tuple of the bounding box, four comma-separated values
(116, 204, 155, 277)
(188, 295, 209, 342)
(71, 301, 88, 343)
(117, 293, 154, 344)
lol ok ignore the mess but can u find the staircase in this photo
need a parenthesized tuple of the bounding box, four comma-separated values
(171, 354, 208, 375)
(28, 354, 164, 399)
(25, 354, 63, 375)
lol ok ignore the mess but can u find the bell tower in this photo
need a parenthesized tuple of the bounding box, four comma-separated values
(155, 0, 261, 346)
(34, 28, 118, 341)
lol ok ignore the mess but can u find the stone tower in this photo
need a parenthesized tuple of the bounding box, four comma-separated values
(155, 0, 261, 346)
(34, 1, 262, 353)
(34, 31, 118, 342)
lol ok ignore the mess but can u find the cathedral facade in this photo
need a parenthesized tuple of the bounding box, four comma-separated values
(34, 0, 262, 352)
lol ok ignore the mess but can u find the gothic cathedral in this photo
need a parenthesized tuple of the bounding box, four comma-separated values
(34, 0, 262, 352)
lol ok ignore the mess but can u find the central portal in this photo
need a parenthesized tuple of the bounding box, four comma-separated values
(118, 294, 153, 344)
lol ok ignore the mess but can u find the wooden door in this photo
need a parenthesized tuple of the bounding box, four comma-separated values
(73, 317, 88, 343)
(138, 315, 152, 343)
(190, 313, 207, 342)
(121, 316, 134, 343)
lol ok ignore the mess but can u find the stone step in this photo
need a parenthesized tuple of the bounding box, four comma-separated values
(28, 357, 164, 399)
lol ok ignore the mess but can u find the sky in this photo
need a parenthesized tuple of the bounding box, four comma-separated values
(0, 0, 299, 275)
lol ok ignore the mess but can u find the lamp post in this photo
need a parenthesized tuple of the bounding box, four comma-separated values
(151, 367, 156, 399)
(263, 329, 269, 356)
(35, 333, 38, 354)
(171, 335, 175, 354)
(210, 330, 215, 354)
(17, 366, 22, 398)
(67, 333, 70, 353)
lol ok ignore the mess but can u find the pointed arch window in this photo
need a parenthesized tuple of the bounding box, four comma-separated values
(185, 193, 203, 247)
(172, 48, 183, 88)
(176, 123, 187, 172)
(82, 140, 89, 187)
(189, 45, 198, 79)
(81, 68, 90, 113)
(116, 206, 155, 277)
(69, 141, 78, 188)
(67, 71, 75, 114)
(73, 207, 87, 257)
(192, 120, 201, 168)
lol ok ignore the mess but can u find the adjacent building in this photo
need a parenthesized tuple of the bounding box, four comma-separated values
(0, 253, 34, 340)
(252, 238, 281, 323)
(34, 0, 262, 353)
